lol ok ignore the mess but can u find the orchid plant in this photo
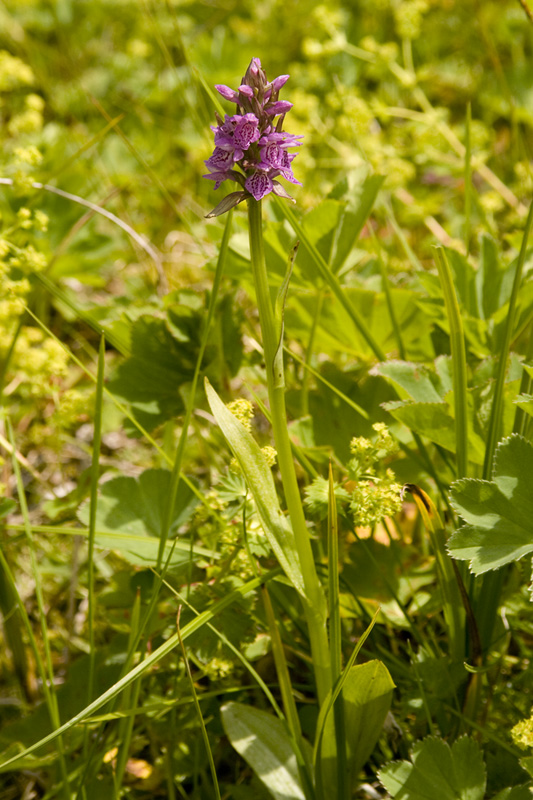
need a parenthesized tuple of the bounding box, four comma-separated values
(203, 58, 394, 800)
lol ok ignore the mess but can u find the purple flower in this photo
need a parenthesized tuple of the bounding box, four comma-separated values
(205, 146, 235, 172)
(204, 58, 302, 216)
(234, 113, 260, 151)
(245, 171, 273, 201)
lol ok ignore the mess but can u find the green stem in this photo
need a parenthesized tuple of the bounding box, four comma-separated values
(247, 199, 331, 706)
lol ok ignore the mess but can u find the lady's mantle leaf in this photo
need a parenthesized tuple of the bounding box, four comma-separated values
(379, 735, 486, 800)
(77, 469, 200, 566)
(448, 435, 533, 574)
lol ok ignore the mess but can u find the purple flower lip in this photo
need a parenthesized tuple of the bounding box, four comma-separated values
(205, 58, 303, 215)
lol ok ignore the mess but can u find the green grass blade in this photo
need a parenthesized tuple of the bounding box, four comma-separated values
(87, 336, 105, 707)
(113, 590, 143, 793)
(464, 102, 472, 255)
(0, 570, 279, 771)
(433, 246, 469, 479)
(6, 418, 71, 798)
(177, 606, 222, 800)
(475, 204, 533, 658)
(261, 587, 315, 798)
(327, 463, 347, 800)
(482, 201, 533, 479)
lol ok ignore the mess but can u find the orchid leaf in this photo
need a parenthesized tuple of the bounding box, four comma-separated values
(315, 660, 394, 799)
(221, 703, 306, 800)
(205, 379, 305, 596)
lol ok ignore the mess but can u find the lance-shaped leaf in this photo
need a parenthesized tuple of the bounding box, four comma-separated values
(205, 190, 248, 218)
(205, 379, 305, 596)
(448, 435, 533, 574)
(221, 703, 306, 800)
(379, 735, 486, 800)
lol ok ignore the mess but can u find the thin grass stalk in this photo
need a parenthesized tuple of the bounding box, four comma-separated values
(0, 177, 162, 269)
(403, 485, 466, 663)
(6, 418, 71, 798)
(177, 607, 222, 800)
(300, 288, 325, 417)
(86, 337, 105, 708)
(433, 246, 469, 479)
(247, 198, 331, 706)
(114, 591, 143, 793)
(383, 201, 424, 273)
(168, 585, 284, 720)
(0, 550, 30, 699)
(327, 464, 347, 800)
(0, 318, 23, 404)
(483, 201, 533, 477)
(464, 103, 472, 256)
(156, 209, 233, 569)
(513, 322, 533, 436)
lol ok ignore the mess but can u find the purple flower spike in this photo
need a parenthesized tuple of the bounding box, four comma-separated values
(205, 58, 302, 214)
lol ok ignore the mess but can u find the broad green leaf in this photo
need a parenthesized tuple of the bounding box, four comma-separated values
(107, 315, 191, 431)
(315, 660, 394, 798)
(221, 703, 305, 800)
(77, 469, 200, 566)
(492, 787, 533, 800)
(205, 380, 305, 596)
(375, 360, 446, 403)
(448, 435, 533, 574)
(286, 285, 434, 361)
(384, 399, 486, 464)
(379, 735, 486, 800)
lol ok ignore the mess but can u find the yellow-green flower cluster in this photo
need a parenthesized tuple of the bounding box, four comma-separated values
(350, 472, 403, 528)
(226, 399, 277, 472)
(13, 328, 68, 397)
(227, 398, 254, 432)
(349, 422, 399, 479)
(0, 50, 34, 92)
(511, 714, 533, 750)
(392, 0, 429, 40)
(348, 423, 402, 528)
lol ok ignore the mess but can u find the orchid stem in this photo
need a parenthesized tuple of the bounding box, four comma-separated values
(247, 198, 332, 707)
